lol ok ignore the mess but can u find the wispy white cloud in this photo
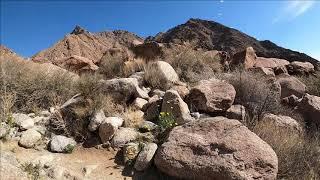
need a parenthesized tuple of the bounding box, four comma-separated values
(272, 0, 315, 24)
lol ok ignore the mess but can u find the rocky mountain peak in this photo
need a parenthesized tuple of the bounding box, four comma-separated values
(70, 25, 88, 35)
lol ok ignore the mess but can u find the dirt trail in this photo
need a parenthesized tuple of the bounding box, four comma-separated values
(1, 141, 131, 180)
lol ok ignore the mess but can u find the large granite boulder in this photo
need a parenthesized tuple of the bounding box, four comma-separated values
(144, 61, 179, 90)
(154, 117, 278, 180)
(186, 78, 236, 113)
(298, 94, 320, 127)
(276, 74, 306, 98)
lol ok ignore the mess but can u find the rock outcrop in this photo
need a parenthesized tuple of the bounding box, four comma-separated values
(32, 27, 142, 65)
(149, 18, 318, 67)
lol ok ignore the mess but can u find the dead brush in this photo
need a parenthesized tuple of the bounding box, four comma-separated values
(164, 46, 222, 83)
(254, 120, 320, 180)
(217, 69, 281, 128)
(0, 59, 75, 113)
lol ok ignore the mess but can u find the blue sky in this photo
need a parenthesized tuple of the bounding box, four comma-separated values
(1, 0, 319, 60)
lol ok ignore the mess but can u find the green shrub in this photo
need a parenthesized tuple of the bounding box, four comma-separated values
(158, 112, 177, 132)
(64, 144, 75, 153)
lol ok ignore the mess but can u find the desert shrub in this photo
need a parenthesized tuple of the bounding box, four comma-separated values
(21, 163, 41, 180)
(297, 72, 320, 96)
(122, 108, 144, 128)
(122, 58, 145, 77)
(217, 70, 280, 128)
(99, 53, 145, 79)
(0, 59, 75, 113)
(158, 112, 177, 132)
(64, 144, 75, 153)
(164, 47, 222, 83)
(254, 121, 320, 179)
(143, 61, 173, 90)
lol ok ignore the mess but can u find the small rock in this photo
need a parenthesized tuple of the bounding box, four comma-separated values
(138, 121, 158, 132)
(27, 113, 36, 118)
(39, 110, 51, 117)
(190, 112, 201, 119)
(112, 128, 139, 148)
(19, 129, 42, 148)
(12, 113, 34, 130)
(143, 95, 163, 121)
(133, 98, 148, 110)
(82, 165, 98, 177)
(50, 135, 76, 153)
(134, 143, 158, 171)
(0, 123, 9, 139)
(151, 89, 165, 97)
(123, 142, 140, 164)
(88, 109, 106, 132)
(32, 154, 55, 168)
(226, 105, 246, 121)
(99, 122, 117, 144)
(298, 93, 320, 127)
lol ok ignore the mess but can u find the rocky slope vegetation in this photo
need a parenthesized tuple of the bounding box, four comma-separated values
(149, 18, 319, 67)
(1, 18, 320, 180)
(31, 26, 143, 73)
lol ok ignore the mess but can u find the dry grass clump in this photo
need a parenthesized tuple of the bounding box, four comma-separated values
(98, 53, 145, 79)
(164, 47, 222, 83)
(121, 108, 144, 128)
(0, 59, 75, 114)
(217, 70, 280, 128)
(297, 72, 320, 97)
(254, 120, 320, 180)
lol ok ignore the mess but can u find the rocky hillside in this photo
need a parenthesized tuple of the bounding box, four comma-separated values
(2, 18, 320, 180)
(31, 25, 143, 65)
(0, 45, 25, 61)
(149, 18, 319, 66)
